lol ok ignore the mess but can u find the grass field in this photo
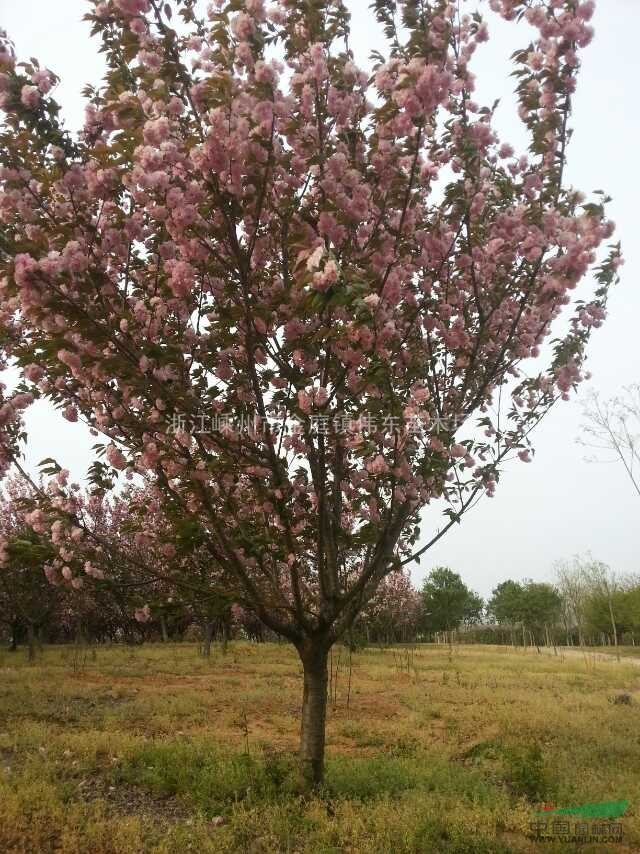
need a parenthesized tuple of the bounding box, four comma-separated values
(0, 641, 638, 853)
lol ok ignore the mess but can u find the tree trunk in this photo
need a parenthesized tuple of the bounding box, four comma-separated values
(607, 596, 620, 662)
(159, 614, 169, 643)
(202, 621, 214, 657)
(27, 623, 36, 663)
(221, 619, 229, 655)
(297, 641, 329, 789)
(9, 620, 18, 652)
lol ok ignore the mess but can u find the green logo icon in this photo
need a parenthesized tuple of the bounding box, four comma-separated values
(536, 801, 629, 820)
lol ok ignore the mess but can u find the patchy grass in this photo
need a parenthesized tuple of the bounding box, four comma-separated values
(0, 642, 638, 852)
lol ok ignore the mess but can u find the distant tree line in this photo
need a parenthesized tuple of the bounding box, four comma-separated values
(3, 552, 638, 657)
(1, 479, 637, 656)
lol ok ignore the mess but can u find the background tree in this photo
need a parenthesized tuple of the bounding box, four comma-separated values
(580, 385, 640, 499)
(0, 533, 57, 659)
(0, 475, 242, 647)
(554, 555, 639, 649)
(421, 566, 482, 634)
(487, 579, 525, 626)
(0, 0, 619, 786)
(488, 579, 562, 647)
(462, 590, 485, 626)
(580, 558, 622, 657)
(357, 567, 422, 644)
(555, 557, 589, 645)
(518, 581, 562, 648)
(0, 478, 58, 658)
(582, 584, 637, 647)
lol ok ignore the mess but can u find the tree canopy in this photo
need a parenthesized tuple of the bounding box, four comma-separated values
(421, 566, 483, 632)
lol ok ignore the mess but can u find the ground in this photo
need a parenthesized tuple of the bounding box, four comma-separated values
(0, 641, 638, 853)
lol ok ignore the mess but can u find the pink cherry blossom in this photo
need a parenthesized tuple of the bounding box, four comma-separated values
(20, 85, 40, 109)
(367, 455, 389, 475)
(106, 445, 127, 471)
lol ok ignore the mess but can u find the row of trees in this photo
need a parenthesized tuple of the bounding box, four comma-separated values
(3, 475, 634, 657)
(353, 560, 640, 650)
(420, 559, 640, 651)
(0, 476, 244, 658)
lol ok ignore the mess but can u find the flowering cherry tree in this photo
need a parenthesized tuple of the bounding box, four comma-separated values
(0, 0, 621, 784)
(0, 474, 237, 647)
(0, 477, 58, 659)
(9, 473, 238, 633)
(357, 566, 422, 643)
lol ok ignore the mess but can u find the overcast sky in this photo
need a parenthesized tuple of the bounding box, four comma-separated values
(2, 0, 638, 597)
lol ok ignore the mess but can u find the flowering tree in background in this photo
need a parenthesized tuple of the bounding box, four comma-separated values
(0, 0, 621, 784)
(357, 566, 422, 643)
(0, 475, 239, 649)
(0, 478, 57, 659)
(12, 475, 239, 638)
